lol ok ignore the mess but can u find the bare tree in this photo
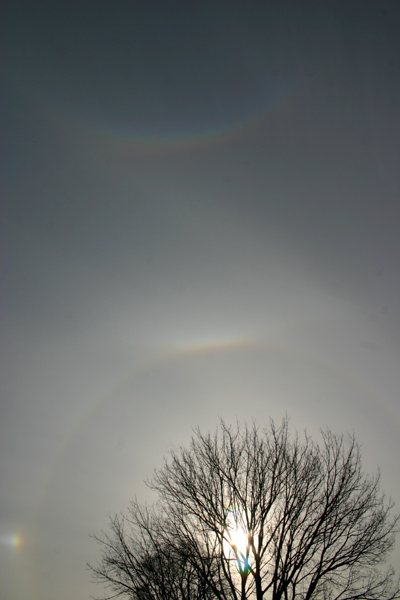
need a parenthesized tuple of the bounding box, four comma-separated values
(91, 419, 399, 600)
(90, 503, 218, 600)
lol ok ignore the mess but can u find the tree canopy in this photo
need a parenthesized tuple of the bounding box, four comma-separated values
(91, 419, 399, 600)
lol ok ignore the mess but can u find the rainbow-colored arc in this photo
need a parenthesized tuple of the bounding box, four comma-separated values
(17, 67, 298, 158)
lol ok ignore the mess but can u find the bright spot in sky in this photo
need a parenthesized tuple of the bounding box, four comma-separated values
(0, 533, 23, 550)
(229, 525, 249, 554)
(224, 509, 251, 565)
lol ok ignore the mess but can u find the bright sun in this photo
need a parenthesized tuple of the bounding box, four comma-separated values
(229, 524, 248, 553)
(224, 509, 250, 562)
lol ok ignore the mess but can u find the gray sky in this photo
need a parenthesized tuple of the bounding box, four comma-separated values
(1, 2, 400, 599)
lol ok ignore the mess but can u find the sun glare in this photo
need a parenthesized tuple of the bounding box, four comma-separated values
(223, 509, 252, 568)
(229, 524, 249, 554)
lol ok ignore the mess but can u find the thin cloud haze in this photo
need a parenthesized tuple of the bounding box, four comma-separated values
(1, 2, 400, 599)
